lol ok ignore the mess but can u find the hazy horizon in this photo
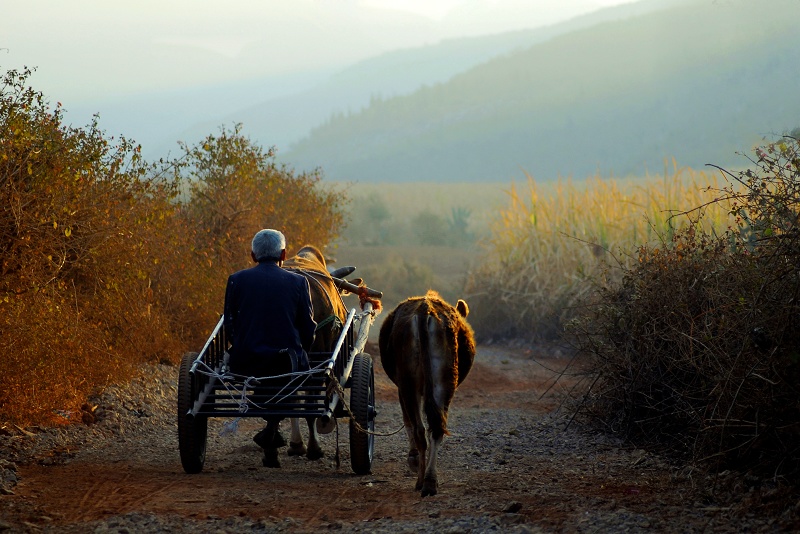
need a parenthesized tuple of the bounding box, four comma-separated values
(3, 1, 640, 107)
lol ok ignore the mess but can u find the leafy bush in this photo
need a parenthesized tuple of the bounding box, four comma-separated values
(570, 137, 800, 484)
(1, 67, 183, 424)
(0, 69, 347, 425)
(161, 124, 348, 346)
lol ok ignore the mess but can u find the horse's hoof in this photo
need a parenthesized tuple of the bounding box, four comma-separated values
(287, 442, 307, 457)
(262, 449, 281, 468)
(306, 446, 324, 461)
(407, 451, 420, 472)
(316, 417, 336, 435)
(272, 430, 287, 448)
(253, 428, 287, 449)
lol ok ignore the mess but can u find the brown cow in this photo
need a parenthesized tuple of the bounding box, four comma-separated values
(379, 290, 476, 496)
(283, 245, 349, 460)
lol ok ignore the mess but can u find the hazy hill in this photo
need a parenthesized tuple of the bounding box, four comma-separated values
(218, 0, 675, 154)
(70, 0, 679, 162)
(283, 0, 800, 183)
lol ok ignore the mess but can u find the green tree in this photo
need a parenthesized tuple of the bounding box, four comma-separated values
(178, 124, 347, 265)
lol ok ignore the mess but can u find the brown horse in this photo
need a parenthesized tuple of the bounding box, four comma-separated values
(282, 245, 349, 459)
(379, 290, 476, 496)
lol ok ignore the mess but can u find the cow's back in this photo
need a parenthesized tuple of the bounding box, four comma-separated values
(379, 290, 476, 392)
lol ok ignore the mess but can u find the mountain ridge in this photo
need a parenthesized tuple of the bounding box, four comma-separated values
(162, 0, 680, 158)
(281, 0, 800, 183)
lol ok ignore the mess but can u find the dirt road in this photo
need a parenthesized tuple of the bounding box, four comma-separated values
(0, 343, 793, 532)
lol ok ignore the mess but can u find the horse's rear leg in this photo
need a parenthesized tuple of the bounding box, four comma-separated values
(304, 417, 324, 460)
(259, 419, 282, 468)
(288, 418, 307, 456)
(288, 417, 324, 459)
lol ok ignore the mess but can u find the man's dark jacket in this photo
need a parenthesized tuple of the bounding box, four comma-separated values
(223, 261, 316, 376)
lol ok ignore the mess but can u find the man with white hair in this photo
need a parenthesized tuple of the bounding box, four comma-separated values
(223, 228, 316, 466)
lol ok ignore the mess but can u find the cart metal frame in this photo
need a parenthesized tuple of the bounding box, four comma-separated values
(178, 302, 378, 475)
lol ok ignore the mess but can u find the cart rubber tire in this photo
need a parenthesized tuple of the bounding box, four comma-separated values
(349, 352, 375, 475)
(178, 351, 207, 474)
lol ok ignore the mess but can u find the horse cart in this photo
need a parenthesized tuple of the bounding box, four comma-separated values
(177, 272, 382, 476)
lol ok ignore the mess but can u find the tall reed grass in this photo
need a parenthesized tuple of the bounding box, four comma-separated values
(466, 162, 737, 341)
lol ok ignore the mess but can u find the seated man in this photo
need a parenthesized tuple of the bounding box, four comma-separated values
(223, 229, 316, 466)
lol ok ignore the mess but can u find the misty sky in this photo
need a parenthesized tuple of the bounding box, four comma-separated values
(3, 0, 639, 108)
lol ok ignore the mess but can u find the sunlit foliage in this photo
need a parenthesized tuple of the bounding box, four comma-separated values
(1, 67, 182, 423)
(0, 69, 346, 425)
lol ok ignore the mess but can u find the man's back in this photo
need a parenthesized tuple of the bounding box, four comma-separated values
(224, 262, 316, 375)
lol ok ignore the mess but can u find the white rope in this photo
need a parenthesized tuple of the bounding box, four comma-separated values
(193, 357, 333, 412)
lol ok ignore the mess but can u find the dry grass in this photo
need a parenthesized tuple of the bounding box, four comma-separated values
(465, 162, 736, 341)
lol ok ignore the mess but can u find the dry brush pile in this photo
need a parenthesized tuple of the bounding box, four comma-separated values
(570, 137, 800, 493)
(0, 67, 346, 426)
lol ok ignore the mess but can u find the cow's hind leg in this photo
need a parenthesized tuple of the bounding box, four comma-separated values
(412, 422, 427, 492)
(421, 428, 444, 497)
(404, 423, 419, 472)
(399, 389, 427, 492)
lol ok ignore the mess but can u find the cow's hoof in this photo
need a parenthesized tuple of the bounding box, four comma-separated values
(287, 441, 307, 457)
(421, 478, 438, 497)
(262, 449, 281, 468)
(306, 445, 324, 461)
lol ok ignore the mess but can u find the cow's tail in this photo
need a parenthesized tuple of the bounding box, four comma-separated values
(419, 309, 449, 439)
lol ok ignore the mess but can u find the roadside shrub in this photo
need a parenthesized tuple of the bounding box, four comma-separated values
(570, 137, 800, 483)
(0, 70, 347, 426)
(0, 67, 182, 424)
(159, 125, 348, 348)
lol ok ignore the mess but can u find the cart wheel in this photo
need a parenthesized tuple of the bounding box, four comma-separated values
(178, 351, 207, 474)
(349, 352, 375, 475)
